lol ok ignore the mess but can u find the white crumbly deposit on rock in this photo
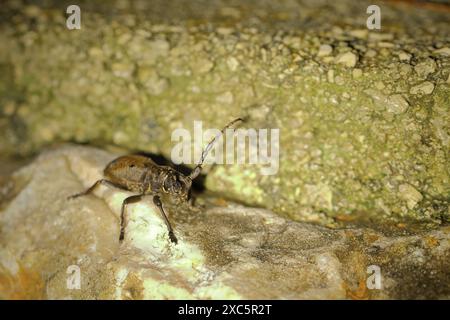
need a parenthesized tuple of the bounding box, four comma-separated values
(335, 52, 358, 68)
(386, 94, 409, 114)
(114, 268, 130, 299)
(410, 81, 435, 95)
(365, 89, 413, 117)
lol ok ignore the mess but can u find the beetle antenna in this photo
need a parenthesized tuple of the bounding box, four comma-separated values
(189, 118, 243, 180)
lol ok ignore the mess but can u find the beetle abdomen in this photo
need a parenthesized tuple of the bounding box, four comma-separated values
(104, 155, 157, 192)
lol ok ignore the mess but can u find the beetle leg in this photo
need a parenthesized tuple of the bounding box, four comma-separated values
(153, 195, 178, 244)
(119, 194, 144, 242)
(67, 179, 124, 200)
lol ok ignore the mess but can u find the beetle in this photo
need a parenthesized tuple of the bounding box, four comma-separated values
(67, 118, 243, 244)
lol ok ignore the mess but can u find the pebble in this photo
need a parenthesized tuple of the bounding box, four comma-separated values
(227, 56, 239, 71)
(335, 52, 358, 68)
(348, 29, 368, 39)
(113, 131, 129, 144)
(317, 44, 333, 57)
(410, 81, 435, 95)
(414, 58, 436, 78)
(327, 69, 334, 83)
(378, 42, 394, 48)
(368, 33, 394, 42)
(433, 47, 450, 56)
(217, 27, 233, 36)
(398, 51, 412, 62)
(364, 88, 387, 111)
(398, 184, 423, 210)
(386, 94, 409, 114)
(399, 64, 413, 76)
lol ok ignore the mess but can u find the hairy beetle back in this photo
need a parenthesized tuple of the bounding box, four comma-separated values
(104, 155, 157, 192)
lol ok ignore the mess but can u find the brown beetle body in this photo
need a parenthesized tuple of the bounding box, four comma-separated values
(105, 155, 155, 193)
(104, 155, 192, 201)
(68, 118, 243, 244)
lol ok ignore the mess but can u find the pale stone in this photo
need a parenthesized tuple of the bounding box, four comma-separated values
(414, 59, 437, 78)
(398, 51, 412, 62)
(398, 184, 423, 209)
(335, 52, 358, 68)
(226, 56, 239, 71)
(386, 94, 409, 114)
(348, 29, 368, 39)
(368, 33, 394, 42)
(317, 44, 333, 57)
(410, 81, 435, 95)
(327, 69, 334, 83)
(433, 47, 450, 56)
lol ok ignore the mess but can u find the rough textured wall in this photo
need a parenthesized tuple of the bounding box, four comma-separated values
(0, 0, 449, 227)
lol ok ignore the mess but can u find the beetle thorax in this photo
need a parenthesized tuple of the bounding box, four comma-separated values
(161, 170, 192, 202)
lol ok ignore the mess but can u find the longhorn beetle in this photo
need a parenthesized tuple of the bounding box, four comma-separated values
(68, 118, 243, 244)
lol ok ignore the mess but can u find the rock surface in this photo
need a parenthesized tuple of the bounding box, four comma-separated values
(0, 146, 449, 299)
(0, 0, 449, 225)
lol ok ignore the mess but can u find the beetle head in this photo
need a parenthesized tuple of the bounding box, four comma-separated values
(163, 171, 192, 203)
